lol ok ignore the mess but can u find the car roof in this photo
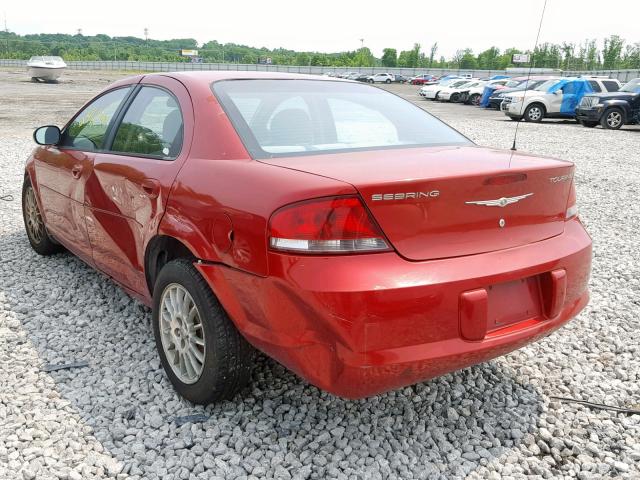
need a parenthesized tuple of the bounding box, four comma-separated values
(166, 70, 334, 84)
(109, 71, 347, 90)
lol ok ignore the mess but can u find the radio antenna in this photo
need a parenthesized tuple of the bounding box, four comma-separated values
(511, 0, 549, 153)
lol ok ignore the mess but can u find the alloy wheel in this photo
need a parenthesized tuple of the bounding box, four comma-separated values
(159, 283, 206, 384)
(528, 107, 542, 121)
(606, 111, 622, 128)
(24, 186, 45, 244)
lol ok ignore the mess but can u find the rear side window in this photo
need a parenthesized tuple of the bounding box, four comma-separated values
(212, 79, 470, 158)
(61, 87, 131, 151)
(602, 80, 620, 92)
(111, 86, 183, 159)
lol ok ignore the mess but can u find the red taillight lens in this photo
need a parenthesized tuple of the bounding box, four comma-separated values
(268, 196, 390, 254)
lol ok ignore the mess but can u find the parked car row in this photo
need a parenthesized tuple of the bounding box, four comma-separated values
(413, 74, 639, 130)
(323, 71, 410, 84)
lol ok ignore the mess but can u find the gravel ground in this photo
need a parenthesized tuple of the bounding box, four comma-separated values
(0, 69, 639, 479)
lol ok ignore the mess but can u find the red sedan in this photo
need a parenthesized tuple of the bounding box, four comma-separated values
(410, 74, 439, 85)
(23, 72, 591, 403)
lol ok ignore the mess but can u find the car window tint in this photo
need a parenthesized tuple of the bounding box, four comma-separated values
(111, 86, 183, 159)
(213, 79, 470, 158)
(602, 80, 619, 92)
(61, 87, 131, 151)
(588, 81, 602, 92)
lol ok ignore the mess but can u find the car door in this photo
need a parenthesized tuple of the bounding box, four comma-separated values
(33, 86, 134, 264)
(84, 76, 193, 295)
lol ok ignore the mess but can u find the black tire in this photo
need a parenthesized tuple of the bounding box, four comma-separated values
(22, 178, 63, 255)
(468, 94, 481, 106)
(385, 79, 391, 84)
(450, 93, 459, 103)
(600, 108, 624, 130)
(152, 259, 254, 404)
(524, 103, 545, 123)
(581, 121, 598, 128)
(368, 79, 374, 84)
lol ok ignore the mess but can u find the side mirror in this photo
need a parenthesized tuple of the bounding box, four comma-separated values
(33, 125, 61, 145)
(553, 90, 562, 95)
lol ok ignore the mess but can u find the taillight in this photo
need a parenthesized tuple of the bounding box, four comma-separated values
(268, 196, 391, 254)
(565, 181, 578, 220)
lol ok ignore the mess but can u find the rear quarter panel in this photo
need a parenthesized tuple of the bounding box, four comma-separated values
(160, 80, 355, 276)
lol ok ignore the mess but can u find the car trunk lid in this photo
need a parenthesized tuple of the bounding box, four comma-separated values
(261, 145, 574, 260)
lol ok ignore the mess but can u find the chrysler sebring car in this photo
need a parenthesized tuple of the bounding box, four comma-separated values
(23, 72, 592, 404)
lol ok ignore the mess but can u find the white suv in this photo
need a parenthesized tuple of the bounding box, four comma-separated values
(367, 73, 395, 84)
(502, 77, 621, 122)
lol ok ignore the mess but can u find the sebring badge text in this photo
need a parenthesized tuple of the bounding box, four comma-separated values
(372, 191, 440, 201)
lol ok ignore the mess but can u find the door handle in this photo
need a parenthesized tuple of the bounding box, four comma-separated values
(141, 178, 160, 199)
(71, 165, 83, 179)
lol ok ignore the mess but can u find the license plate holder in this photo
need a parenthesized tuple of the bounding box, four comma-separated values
(487, 276, 541, 330)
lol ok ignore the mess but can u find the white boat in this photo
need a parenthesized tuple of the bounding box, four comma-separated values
(27, 56, 67, 82)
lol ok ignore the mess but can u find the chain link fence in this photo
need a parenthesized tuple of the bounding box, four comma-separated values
(2, 59, 638, 82)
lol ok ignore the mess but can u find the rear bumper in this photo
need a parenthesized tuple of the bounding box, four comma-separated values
(197, 218, 591, 399)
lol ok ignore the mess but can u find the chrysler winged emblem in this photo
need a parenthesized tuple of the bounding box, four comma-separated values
(465, 193, 533, 207)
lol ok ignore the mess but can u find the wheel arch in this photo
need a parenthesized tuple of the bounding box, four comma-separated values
(603, 104, 627, 122)
(144, 235, 197, 295)
(528, 101, 547, 114)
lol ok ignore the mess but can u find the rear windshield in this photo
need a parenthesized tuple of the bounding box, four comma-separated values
(212, 79, 470, 159)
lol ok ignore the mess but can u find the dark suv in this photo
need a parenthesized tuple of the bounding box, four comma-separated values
(576, 78, 640, 129)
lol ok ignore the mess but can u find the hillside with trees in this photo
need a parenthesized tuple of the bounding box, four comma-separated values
(1, 31, 638, 70)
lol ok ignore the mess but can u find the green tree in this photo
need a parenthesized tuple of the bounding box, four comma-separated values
(602, 35, 624, 69)
(477, 47, 500, 69)
(381, 48, 397, 67)
(428, 42, 438, 67)
(459, 49, 477, 69)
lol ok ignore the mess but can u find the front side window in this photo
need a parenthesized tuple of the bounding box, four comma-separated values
(535, 79, 561, 92)
(111, 86, 183, 159)
(213, 79, 470, 158)
(61, 87, 131, 151)
(562, 82, 579, 95)
(588, 80, 602, 92)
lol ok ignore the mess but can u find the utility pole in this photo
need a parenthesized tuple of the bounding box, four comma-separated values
(359, 38, 364, 67)
(3, 12, 8, 57)
(77, 28, 82, 36)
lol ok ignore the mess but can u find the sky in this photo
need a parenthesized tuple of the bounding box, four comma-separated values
(4, 0, 639, 57)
